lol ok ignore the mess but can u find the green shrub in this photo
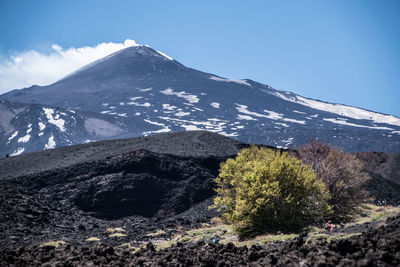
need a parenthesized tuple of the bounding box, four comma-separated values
(211, 146, 331, 238)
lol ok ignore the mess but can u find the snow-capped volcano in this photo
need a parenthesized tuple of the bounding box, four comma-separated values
(1, 45, 399, 155)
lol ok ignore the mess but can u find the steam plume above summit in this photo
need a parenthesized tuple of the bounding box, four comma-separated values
(0, 39, 140, 94)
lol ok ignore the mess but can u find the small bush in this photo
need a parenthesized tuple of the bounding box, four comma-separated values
(86, 237, 101, 242)
(108, 233, 127, 238)
(297, 141, 370, 220)
(41, 240, 66, 248)
(211, 146, 331, 238)
(145, 229, 166, 237)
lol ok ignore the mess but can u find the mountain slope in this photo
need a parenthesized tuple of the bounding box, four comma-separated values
(0, 131, 246, 180)
(0, 131, 399, 249)
(1, 45, 399, 154)
(0, 100, 139, 157)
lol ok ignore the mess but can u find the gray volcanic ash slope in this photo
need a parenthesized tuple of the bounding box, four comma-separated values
(1, 45, 400, 155)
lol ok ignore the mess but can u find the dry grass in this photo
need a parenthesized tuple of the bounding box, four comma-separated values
(41, 240, 66, 248)
(210, 217, 223, 226)
(86, 237, 101, 242)
(155, 204, 400, 251)
(106, 227, 125, 233)
(109, 233, 127, 238)
(155, 223, 296, 250)
(145, 229, 166, 237)
(306, 232, 362, 244)
(233, 233, 298, 247)
(349, 204, 400, 226)
(305, 204, 399, 244)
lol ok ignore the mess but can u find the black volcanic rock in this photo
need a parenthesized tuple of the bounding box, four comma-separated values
(0, 131, 245, 179)
(1, 131, 399, 250)
(2, 215, 400, 266)
(15, 149, 223, 220)
(0, 132, 243, 247)
(1, 45, 400, 155)
(0, 130, 399, 267)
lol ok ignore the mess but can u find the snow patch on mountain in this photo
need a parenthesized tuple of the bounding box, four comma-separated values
(17, 125, 32, 143)
(323, 118, 394, 130)
(210, 102, 220, 108)
(127, 101, 151, 107)
(275, 122, 289, 128)
(159, 116, 230, 134)
(18, 134, 30, 143)
(10, 147, 24, 156)
(143, 119, 171, 136)
(45, 135, 56, 149)
(156, 50, 173, 61)
(278, 137, 294, 149)
(181, 124, 202, 131)
(144, 119, 165, 127)
(236, 104, 306, 125)
(7, 131, 18, 144)
(162, 104, 177, 111)
(274, 92, 400, 127)
(293, 110, 306, 115)
(209, 76, 251, 87)
(191, 107, 203, 112)
(175, 111, 190, 117)
(237, 114, 257, 121)
(38, 122, 46, 131)
(159, 88, 199, 104)
(43, 108, 66, 132)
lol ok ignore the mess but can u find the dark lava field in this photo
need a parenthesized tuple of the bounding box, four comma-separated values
(1, 131, 400, 266)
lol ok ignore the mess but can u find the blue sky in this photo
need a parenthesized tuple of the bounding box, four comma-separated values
(1, 0, 399, 117)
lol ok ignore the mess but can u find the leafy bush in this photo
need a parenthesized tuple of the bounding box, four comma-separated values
(211, 146, 331, 238)
(297, 141, 370, 220)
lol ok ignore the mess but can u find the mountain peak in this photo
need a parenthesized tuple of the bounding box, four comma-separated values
(110, 45, 173, 61)
(1, 44, 400, 155)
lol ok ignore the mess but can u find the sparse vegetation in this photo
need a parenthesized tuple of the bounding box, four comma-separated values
(306, 232, 362, 244)
(155, 204, 400, 251)
(211, 145, 331, 238)
(145, 229, 166, 237)
(109, 233, 127, 238)
(40, 240, 66, 248)
(297, 141, 370, 221)
(106, 227, 125, 233)
(350, 203, 400, 225)
(86, 237, 100, 242)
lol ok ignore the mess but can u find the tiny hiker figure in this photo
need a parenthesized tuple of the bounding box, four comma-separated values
(324, 220, 332, 231)
(212, 235, 220, 244)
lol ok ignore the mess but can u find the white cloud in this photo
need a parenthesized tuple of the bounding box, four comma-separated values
(0, 39, 139, 94)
